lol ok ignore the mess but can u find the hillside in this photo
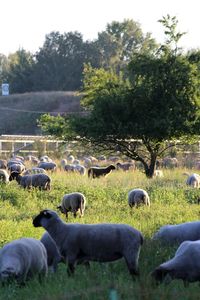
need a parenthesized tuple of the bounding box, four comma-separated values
(0, 91, 81, 135)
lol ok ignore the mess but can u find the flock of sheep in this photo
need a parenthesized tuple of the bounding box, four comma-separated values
(0, 153, 200, 287)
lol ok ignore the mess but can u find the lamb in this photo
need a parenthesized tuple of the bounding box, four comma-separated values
(0, 169, 9, 183)
(151, 240, 200, 285)
(57, 192, 86, 218)
(152, 220, 200, 245)
(88, 165, 116, 178)
(0, 237, 47, 284)
(186, 173, 200, 188)
(38, 162, 57, 171)
(33, 209, 143, 277)
(9, 172, 51, 190)
(40, 232, 63, 272)
(128, 189, 150, 207)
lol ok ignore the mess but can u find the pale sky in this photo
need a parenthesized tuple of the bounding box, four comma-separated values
(0, 0, 199, 56)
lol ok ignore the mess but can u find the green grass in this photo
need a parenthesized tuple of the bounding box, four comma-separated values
(0, 168, 200, 299)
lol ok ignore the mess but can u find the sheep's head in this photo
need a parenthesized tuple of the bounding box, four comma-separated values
(9, 171, 20, 182)
(57, 205, 64, 214)
(109, 165, 116, 170)
(151, 266, 168, 283)
(33, 209, 59, 228)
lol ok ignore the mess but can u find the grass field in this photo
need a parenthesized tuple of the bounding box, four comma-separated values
(0, 168, 200, 299)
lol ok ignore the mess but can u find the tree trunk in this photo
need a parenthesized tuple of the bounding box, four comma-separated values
(143, 154, 157, 178)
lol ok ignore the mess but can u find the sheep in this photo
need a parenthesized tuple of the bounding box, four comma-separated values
(23, 167, 47, 175)
(0, 169, 9, 184)
(186, 173, 200, 188)
(7, 160, 26, 173)
(128, 189, 150, 207)
(154, 170, 164, 177)
(152, 220, 200, 245)
(151, 240, 200, 285)
(74, 165, 86, 176)
(57, 192, 86, 218)
(33, 209, 143, 277)
(116, 162, 135, 171)
(60, 159, 68, 169)
(9, 172, 51, 190)
(0, 237, 47, 285)
(0, 159, 7, 169)
(40, 232, 63, 272)
(38, 162, 57, 171)
(88, 165, 116, 178)
(64, 164, 76, 172)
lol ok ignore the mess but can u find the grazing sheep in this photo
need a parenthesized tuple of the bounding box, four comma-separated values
(33, 209, 143, 277)
(40, 155, 52, 162)
(57, 192, 86, 218)
(23, 167, 46, 175)
(40, 232, 63, 272)
(0, 237, 47, 284)
(64, 164, 76, 172)
(74, 165, 86, 176)
(154, 170, 164, 177)
(0, 159, 7, 169)
(67, 155, 74, 163)
(38, 162, 57, 171)
(186, 173, 200, 188)
(151, 240, 200, 285)
(9, 172, 51, 190)
(152, 221, 200, 245)
(8, 162, 25, 174)
(88, 165, 116, 178)
(0, 169, 9, 184)
(128, 189, 150, 207)
(116, 162, 135, 171)
(60, 159, 68, 169)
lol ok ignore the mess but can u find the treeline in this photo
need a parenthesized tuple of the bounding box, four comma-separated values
(0, 19, 158, 93)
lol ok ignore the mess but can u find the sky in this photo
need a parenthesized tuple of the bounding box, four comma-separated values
(0, 0, 199, 56)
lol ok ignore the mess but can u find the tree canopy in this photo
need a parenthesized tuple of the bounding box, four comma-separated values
(39, 16, 200, 178)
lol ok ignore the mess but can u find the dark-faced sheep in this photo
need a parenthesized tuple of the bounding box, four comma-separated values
(9, 172, 51, 190)
(88, 165, 116, 178)
(128, 189, 150, 207)
(57, 192, 86, 218)
(33, 209, 143, 277)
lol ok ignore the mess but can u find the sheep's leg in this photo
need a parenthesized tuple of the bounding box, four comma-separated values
(124, 249, 140, 278)
(73, 211, 77, 218)
(67, 255, 77, 276)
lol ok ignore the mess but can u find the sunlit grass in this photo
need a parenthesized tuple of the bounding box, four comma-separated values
(0, 168, 200, 299)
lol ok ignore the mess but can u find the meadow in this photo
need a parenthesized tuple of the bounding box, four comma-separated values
(0, 168, 200, 300)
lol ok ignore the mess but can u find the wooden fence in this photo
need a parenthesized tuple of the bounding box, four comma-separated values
(0, 135, 65, 156)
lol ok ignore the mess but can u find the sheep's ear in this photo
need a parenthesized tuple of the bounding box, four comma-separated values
(43, 210, 52, 218)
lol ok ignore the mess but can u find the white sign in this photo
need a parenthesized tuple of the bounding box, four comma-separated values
(2, 83, 9, 96)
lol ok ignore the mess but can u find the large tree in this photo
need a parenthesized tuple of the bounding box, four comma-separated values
(39, 16, 200, 177)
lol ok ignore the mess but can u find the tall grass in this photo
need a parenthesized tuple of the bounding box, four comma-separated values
(0, 168, 200, 299)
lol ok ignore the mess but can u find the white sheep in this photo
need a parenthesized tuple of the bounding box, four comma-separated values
(152, 220, 200, 245)
(23, 167, 46, 175)
(0, 169, 9, 183)
(0, 237, 47, 284)
(9, 172, 51, 190)
(186, 173, 200, 188)
(57, 192, 86, 218)
(33, 209, 143, 277)
(151, 240, 200, 285)
(154, 170, 164, 177)
(40, 232, 63, 272)
(128, 189, 150, 207)
(88, 165, 116, 178)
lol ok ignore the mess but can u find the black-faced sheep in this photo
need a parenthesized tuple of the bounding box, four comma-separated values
(88, 165, 116, 178)
(57, 192, 86, 218)
(40, 232, 63, 272)
(0, 237, 47, 284)
(9, 172, 51, 190)
(33, 209, 143, 277)
(128, 189, 150, 207)
(152, 221, 200, 245)
(151, 240, 200, 285)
